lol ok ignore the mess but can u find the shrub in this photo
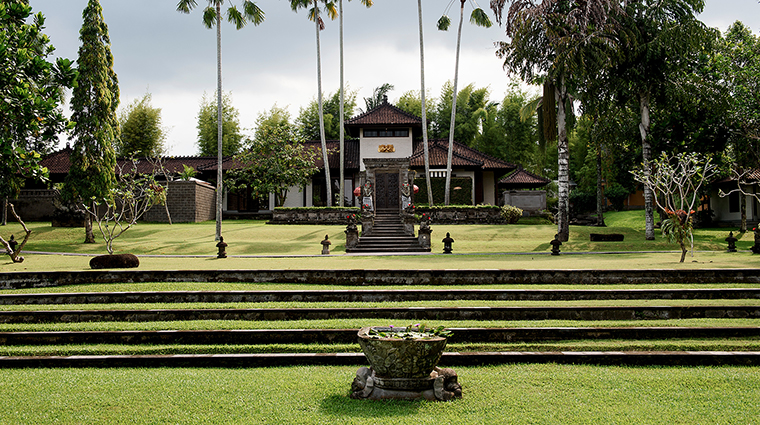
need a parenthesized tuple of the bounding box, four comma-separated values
(414, 177, 472, 205)
(605, 183, 631, 211)
(500, 205, 523, 224)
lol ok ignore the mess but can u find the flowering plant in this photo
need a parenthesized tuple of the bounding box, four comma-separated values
(367, 323, 452, 340)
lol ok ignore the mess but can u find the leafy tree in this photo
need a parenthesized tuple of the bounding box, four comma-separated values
(338, 0, 372, 206)
(608, 0, 711, 240)
(290, 0, 338, 206)
(632, 152, 717, 263)
(491, 0, 621, 241)
(196, 91, 244, 157)
(0, 0, 75, 258)
(437, 0, 492, 205)
(228, 106, 319, 206)
(176, 0, 265, 242)
(295, 88, 357, 141)
(483, 86, 538, 171)
(62, 0, 120, 244)
(117, 93, 166, 158)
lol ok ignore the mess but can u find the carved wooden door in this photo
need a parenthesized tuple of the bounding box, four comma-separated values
(375, 172, 399, 210)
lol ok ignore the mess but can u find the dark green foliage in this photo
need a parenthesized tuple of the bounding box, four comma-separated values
(117, 93, 165, 157)
(604, 183, 631, 212)
(569, 190, 596, 214)
(0, 1, 75, 199)
(196, 91, 243, 157)
(414, 177, 472, 205)
(63, 0, 119, 205)
(296, 88, 357, 141)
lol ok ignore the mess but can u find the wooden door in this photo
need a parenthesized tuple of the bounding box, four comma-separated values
(375, 172, 399, 210)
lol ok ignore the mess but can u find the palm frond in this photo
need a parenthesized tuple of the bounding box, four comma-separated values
(243, 1, 265, 25)
(176, 0, 198, 14)
(227, 6, 246, 29)
(519, 96, 542, 122)
(470, 8, 492, 28)
(437, 15, 451, 31)
(202, 6, 217, 28)
(324, 1, 338, 20)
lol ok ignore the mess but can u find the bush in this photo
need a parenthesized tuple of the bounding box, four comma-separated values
(500, 205, 523, 224)
(605, 184, 631, 211)
(414, 177, 472, 205)
(569, 190, 596, 214)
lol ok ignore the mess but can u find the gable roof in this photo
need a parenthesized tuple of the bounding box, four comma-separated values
(499, 167, 551, 188)
(410, 139, 517, 171)
(345, 99, 423, 131)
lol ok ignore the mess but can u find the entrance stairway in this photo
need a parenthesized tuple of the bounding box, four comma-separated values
(347, 208, 429, 253)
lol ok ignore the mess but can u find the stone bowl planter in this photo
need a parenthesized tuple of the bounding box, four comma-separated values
(357, 326, 447, 380)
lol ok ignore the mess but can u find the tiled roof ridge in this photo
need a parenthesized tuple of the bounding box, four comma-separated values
(345, 99, 422, 125)
(426, 138, 517, 168)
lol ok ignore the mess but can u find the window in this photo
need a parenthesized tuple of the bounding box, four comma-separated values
(729, 191, 740, 213)
(363, 129, 409, 138)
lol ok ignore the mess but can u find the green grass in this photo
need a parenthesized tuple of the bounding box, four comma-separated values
(2, 318, 758, 333)
(1, 365, 758, 424)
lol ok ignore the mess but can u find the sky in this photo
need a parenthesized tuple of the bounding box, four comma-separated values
(27, 0, 760, 157)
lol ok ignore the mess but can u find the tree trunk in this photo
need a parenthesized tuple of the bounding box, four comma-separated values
(418, 0, 434, 206)
(215, 3, 223, 241)
(84, 201, 95, 243)
(596, 136, 605, 226)
(1, 197, 7, 226)
(679, 240, 687, 263)
(556, 76, 569, 242)
(639, 92, 655, 240)
(338, 0, 345, 207)
(741, 191, 747, 232)
(315, 1, 332, 207)
(445, 0, 465, 206)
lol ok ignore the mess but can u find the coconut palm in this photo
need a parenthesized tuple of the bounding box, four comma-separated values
(418, 0, 434, 205)
(291, 0, 338, 207)
(338, 0, 372, 206)
(176, 0, 264, 241)
(437, 0, 492, 205)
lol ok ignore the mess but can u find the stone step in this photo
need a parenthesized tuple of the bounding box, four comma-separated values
(2, 351, 759, 368)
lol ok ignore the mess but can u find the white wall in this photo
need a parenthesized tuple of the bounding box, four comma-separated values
(359, 128, 413, 171)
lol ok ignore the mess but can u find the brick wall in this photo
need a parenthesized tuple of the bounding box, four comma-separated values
(143, 180, 215, 223)
(9, 190, 58, 221)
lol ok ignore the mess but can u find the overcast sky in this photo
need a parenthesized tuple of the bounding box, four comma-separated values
(28, 0, 760, 157)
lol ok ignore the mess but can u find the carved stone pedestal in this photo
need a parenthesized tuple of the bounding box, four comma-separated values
(350, 366, 462, 401)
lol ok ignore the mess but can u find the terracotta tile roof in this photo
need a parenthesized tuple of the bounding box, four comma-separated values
(410, 139, 517, 171)
(345, 100, 422, 128)
(714, 169, 760, 184)
(499, 168, 551, 188)
(40, 147, 73, 175)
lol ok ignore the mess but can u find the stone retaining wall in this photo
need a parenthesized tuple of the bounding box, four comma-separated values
(2, 269, 760, 289)
(416, 207, 503, 224)
(269, 208, 361, 225)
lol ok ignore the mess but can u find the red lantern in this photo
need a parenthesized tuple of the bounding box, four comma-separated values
(353, 187, 361, 197)
(413, 185, 419, 194)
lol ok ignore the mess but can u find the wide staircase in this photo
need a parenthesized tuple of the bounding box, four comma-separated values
(347, 208, 429, 253)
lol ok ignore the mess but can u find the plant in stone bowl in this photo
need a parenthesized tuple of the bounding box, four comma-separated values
(366, 323, 451, 340)
(357, 324, 450, 380)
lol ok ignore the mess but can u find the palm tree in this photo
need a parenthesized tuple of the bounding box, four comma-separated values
(176, 0, 264, 241)
(338, 0, 372, 207)
(417, 0, 434, 205)
(437, 0, 492, 205)
(291, 0, 338, 207)
(491, 0, 620, 241)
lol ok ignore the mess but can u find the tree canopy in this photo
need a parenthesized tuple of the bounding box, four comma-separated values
(117, 93, 166, 158)
(295, 88, 357, 141)
(0, 1, 75, 201)
(196, 91, 244, 157)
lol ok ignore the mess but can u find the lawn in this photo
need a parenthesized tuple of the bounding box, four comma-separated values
(1, 365, 758, 424)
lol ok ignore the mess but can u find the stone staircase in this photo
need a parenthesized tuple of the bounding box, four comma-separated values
(347, 208, 429, 253)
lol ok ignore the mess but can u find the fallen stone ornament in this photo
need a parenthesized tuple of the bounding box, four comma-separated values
(350, 326, 461, 401)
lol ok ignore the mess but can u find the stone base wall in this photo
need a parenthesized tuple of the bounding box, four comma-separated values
(8, 190, 58, 221)
(143, 180, 215, 223)
(503, 190, 546, 215)
(269, 208, 361, 225)
(417, 206, 503, 224)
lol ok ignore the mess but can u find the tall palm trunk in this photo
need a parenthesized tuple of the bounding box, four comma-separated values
(417, 0, 433, 206)
(556, 76, 569, 242)
(639, 91, 655, 240)
(595, 128, 605, 226)
(215, 2, 223, 241)
(444, 0, 465, 206)
(315, 1, 332, 207)
(338, 0, 345, 207)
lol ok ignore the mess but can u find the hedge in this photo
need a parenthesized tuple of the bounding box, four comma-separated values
(414, 177, 472, 205)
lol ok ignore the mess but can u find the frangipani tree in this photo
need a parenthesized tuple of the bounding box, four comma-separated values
(632, 152, 718, 263)
(437, 0, 492, 205)
(176, 0, 264, 241)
